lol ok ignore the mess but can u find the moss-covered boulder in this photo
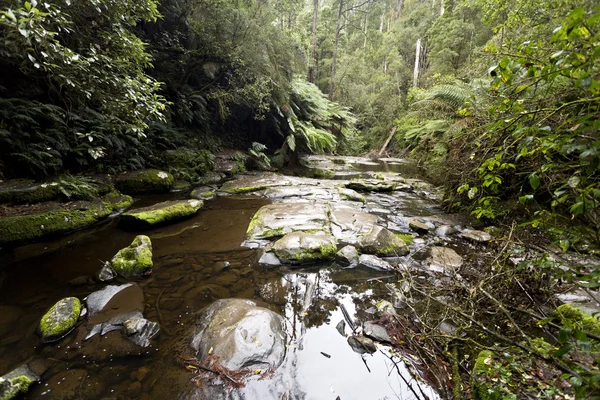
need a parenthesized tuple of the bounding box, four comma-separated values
(272, 232, 338, 264)
(39, 297, 81, 342)
(0, 180, 59, 205)
(114, 169, 174, 195)
(554, 303, 600, 335)
(0, 198, 117, 246)
(0, 365, 39, 400)
(111, 235, 153, 278)
(189, 187, 216, 201)
(358, 225, 409, 257)
(120, 199, 203, 229)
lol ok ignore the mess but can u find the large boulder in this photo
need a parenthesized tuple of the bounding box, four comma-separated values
(272, 232, 338, 264)
(358, 225, 409, 257)
(38, 297, 81, 342)
(120, 199, 203, 229)
(111, 236, 153, 278)
(245, 202, 331, 240)
(114, 169, 174, 195)
(0, 365, 39, 400)
(190, 299, 286, 370)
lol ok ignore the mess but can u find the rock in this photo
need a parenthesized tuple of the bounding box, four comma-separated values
(409, 220, 430, 234)
(30, 369, 103, 400)
(219, 173, 294, 194)
(329, 207, 378, 244)
(133, 367, 150, 382)
(358, 254, 394, 271)
(336, 320, 346, 337)
(0, 180, 59, 204)
(428, 247, 463, 270)
(126, 381, 142, 398)
(97, 262, 117, 282)
(358, 225, 409, 257)
(198, 171, 226, 185)
(335, 245, 359, 267)
(461, 229, 492, 243)
(121, 199, 203, 229)
(337, 188, 365, 203)
(258, 251, 281, 267)
(0, 364, 39, 400)
(363, 322, 391, 344)
(171, 180, 191, 192)
(189, 187, 216, 201)
(123, 317, 160, 347)
(38, 297, 81, 342)
(111, 235, 153, 278)
(345, 179, 397, 192)
(272, 232, 338, 264)
(0, 197, 121, 246)
(190, 299, 286, 370)
(435, 225, 455, 237)
(114, 169, 174, 195)
(376, 300, 397, 316)
(347, 335, 377, 354)
(245, 202, 331, 240)
(86, 283, 144, 323)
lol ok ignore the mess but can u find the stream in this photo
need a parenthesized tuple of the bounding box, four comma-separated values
(0, 155, 486, 400)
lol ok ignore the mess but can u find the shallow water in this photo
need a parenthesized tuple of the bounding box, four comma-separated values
(0, 157, 449, 400)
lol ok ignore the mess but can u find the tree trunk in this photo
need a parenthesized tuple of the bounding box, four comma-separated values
(308, 0, 319, 82)
(379, 13, 383, 32)
(413, 38, 421, 88)
(329, 0, 343, 100)
(363, 3, 369, 48)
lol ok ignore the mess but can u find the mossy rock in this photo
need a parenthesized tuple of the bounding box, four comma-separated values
(172, 180, 192, 192)
(120, 199, 203, 229)
(0, 198, 117, 246)
(472, 350, 503, 400)
(0, 365, 39, 400)
(114, 169, 174, 195)
(0, 180, 59, 204)
(105, 192, 134, 211)
(272, 232, 338, 264)
(38, 297, 81, 342)
(111, 235, 153, 278)
(358, 225, 409, 257)
(190, 188, 216, 201)
(554, 303, 600, 335)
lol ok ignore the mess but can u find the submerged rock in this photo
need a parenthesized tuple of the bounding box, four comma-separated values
(0, 180, 59, 205)
(358, 254, 394, 271)
(30, 369, 103, 400)
(0, 364, 39, 400)
(86, 283, 144, 322)
(111, 235, 153, 278)
(114, 169, 174, 195)
(121, 199, 203, 229)
(358, 225, 409, 257)
(272, 232, 338, 264)
(190, 299, 286, 370)
(38, 297, 81, 342)
(335, 245, 359, 267)
(461, 229, 492, 243)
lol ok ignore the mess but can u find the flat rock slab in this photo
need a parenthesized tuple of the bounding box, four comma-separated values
(428, 246, 463, 270)
(264, 185, 338, 201)
(121, 199, 203, 228)
(190, 299, 286, 370)
(345, 179, 398, 192)
(272, 232, 338, 264)
(219, 174, 297, 194)
(358, 254, 394, 271)
(246, 202, 331, 240)
(329, 206, 378, 244)
(461, 229, 492, 243)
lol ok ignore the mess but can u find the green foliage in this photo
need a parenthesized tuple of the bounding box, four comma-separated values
(166, 149, 216, 182)
(248, 142, 271, 170)
(57, 175, 100, 201)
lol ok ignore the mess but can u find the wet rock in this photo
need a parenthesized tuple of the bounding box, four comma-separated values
(126, 381, 142, 398)
(363, 322, 391, 344)
(409, 220, 430, 234)
(329, 207, 378, 244)
(190, 299, 286, 370)
(111, 235, 153, 278)
(335, 245, 359, 267)
(133, 367, 150, 382)
(264, 185, 336, 201)
(346, 179, 397, 192)
(483, 226, 503, 237)
(347, 335, 377, 354)
(338, 188, 365, 203)
(258, 251, 281, 267)
(199, 171, 226, 185)
(185, 284, 231, 308)
(245, 202, 331, 240)
(31, 369, 104, 400)
(211, 261, 231, 273)
(0, 180, 59, 205)
(86, 283, 144, 323)
(428, 247, 463, 270)
(121, 199, 203, 229)
(39, 297, 81, 342)
(435, 225, 455, 237)
(189, 187, 216, 201)
(219, 173, 295, 194)
(358, 225, 409, 257)
(0, 364, 39, 400)
(123, 317, 160, 347)
(376, 300, 397, 316)
(272, 232, 338, 264)
(336, 320, 346, 337)
(258, 281, 288, 305)
(358, 254, 394, 271)
(461, 229, 492, 243)
(97, 262, 117, 282)
(171, 180, 191, 192)
(114, 169, 174, 195)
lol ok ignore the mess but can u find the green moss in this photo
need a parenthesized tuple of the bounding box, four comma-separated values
(222, 185, 268, 194)
(114, 169, 174, 195)
(332, 158, 346, 165)
(263, 227, 286, 238)
(246, 212, 264, 235)
(554, 304, 600, 335)
(395, 233, 414, 245)
(190, 188, 216, 200)
(39, 297, 81, 340)
(111, 235, 153, 276)
(530, 338, 555, 357)
(121, 199, 203, 228)
(0, 200, 114, 245)
(312, 168, 335, 179)
(472, 350, 503, 400)
(0, 180, 59, 204)
(0, 375, 34, 400)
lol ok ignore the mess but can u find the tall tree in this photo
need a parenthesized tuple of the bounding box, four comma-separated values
(308, 0, 319, 82)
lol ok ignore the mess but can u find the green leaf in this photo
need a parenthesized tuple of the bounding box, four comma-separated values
(558, 328, 572, 344)
(554, 343, 572, 357)
(529, 174, 540, 190)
